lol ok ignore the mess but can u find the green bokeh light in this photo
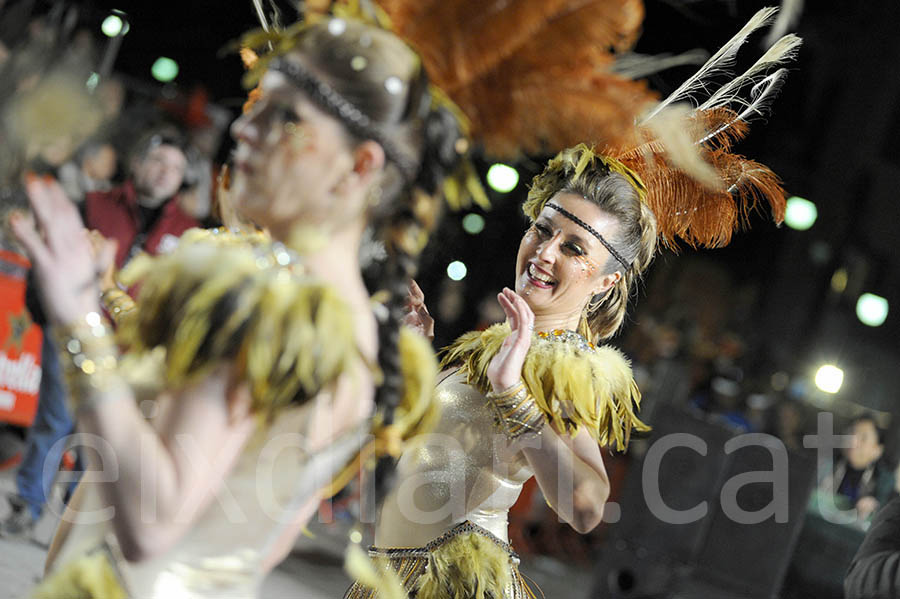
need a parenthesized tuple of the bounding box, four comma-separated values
(151, 57, 179, 83)
(462, 213, 485, 234)
(784, 196, 817, 231)
(856, 293, 889, 327)
(101, 15, 124, 37)
(486, 163, 519, 193)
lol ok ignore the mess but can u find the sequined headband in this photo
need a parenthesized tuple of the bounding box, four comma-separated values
(269, 56, 418, 181)
(546, 201, 630, 270)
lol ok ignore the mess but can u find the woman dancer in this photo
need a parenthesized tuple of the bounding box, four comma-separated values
(346, 5, 799, 594)
(10, 17, 462, 598)
(348, 145, 653, 599)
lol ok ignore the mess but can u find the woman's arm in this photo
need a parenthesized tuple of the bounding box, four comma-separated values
(82, 364, 256, 561)
(519, 426, 610, 533)
(485, 288, 609, 534)
(11, 176, 259, 561)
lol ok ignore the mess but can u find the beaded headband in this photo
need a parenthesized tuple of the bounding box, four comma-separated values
(545, 201, 630, 270)
(269, 56, 418, 181)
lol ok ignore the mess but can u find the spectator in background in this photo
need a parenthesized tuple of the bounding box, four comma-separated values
(769, 397, 808, 452)
(85, 128, 197, 264)
(56, 140, 117, 203)
(2, 128, 199, 538)
(820, 414, 895, 523)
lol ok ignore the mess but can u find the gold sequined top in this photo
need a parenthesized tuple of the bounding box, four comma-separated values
(375, 370, 534, 546)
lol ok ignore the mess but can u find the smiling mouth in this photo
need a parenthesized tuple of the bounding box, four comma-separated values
(526, 263, 557, 288)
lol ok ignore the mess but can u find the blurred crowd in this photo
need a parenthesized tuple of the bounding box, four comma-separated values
(0, 5, 232, 255)
(0, 5, 234, 537)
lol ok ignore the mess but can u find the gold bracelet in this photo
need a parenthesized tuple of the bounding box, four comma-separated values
(100, 288, 136, 325)
(486, 380, 544, 440)
(56, 312, 124, 410)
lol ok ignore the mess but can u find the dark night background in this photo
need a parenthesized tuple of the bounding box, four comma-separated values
(75, 0, 899, 426)
(4, 1, 885, 415)
(12, 0, 887, 421)
(3, 2, 900, 597)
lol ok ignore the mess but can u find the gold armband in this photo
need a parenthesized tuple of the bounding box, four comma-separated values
(486, 380, 544, 440)
(57, 312, 124, 411)
(100, 287, 136, 325)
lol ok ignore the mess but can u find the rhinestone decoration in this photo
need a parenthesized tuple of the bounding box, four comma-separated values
(535, 329, 596, 352)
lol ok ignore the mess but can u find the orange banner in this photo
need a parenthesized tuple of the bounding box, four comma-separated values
(0, 249, 42, 427)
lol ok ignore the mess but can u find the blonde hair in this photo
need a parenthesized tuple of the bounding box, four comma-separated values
(524, 144, 657, 341)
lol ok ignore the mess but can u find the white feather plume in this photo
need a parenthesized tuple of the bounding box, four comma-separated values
(641, 6, 779, 123)
(700, 33, 802, 111)
(611, 49, 709, 79)
(764, 0, 804, 47)
(697, 70, 789, 146)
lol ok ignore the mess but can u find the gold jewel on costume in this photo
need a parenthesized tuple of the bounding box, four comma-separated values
(344, 521, 536, 599)
(100, 287, 137, 326)
(486, 380, 544, 440)
(443, 323, 647, 451)
(57, 311, 124, 410)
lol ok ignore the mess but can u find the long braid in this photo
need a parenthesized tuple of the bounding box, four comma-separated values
(371, 230, 420, 502)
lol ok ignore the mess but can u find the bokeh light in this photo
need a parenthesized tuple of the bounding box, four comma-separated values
(814, 364, 843, 394)
(447, 261, 468, 281)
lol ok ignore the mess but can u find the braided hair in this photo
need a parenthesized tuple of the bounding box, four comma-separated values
(278, 19, 465, 499)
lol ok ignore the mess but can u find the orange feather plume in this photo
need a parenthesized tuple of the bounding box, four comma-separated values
(612, 106, 786, 248)
(377, 0, 658, 157)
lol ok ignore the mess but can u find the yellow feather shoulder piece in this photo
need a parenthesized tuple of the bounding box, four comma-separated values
(116, 228, 357, 419)
(32, 550, 127, 599)
(441, 323, 648, 451)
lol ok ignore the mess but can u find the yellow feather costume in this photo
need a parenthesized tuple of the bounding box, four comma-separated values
(33, 229, 440, 599)
(442, 323, 649, 451)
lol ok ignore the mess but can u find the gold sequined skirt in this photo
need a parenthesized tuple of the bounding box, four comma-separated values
(344, 521, 537, 599)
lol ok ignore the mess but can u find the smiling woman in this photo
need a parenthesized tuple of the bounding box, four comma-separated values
(518, 146, 657, 341)
(351, 146, 653, 599)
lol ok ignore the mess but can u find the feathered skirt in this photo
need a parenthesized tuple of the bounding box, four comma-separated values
(344, 521, 537, 599)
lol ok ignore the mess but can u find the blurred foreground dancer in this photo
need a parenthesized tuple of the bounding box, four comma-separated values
(9, 16, 463, 598)
(346, 7, 801, 598)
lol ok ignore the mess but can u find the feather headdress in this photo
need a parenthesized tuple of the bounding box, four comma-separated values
(248, 0, 658, 158)
(373, 0, 658, 158)
(608, 7, 802, 248)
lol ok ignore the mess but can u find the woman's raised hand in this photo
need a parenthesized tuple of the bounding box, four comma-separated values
(487, 288, 534, 393)
(402, 279, 434, 341)
(9, 174, 105, 325)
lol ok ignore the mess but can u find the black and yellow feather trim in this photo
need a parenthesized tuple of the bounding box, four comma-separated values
(441, 324, 648, 451)
(115, 228, 358, 420)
